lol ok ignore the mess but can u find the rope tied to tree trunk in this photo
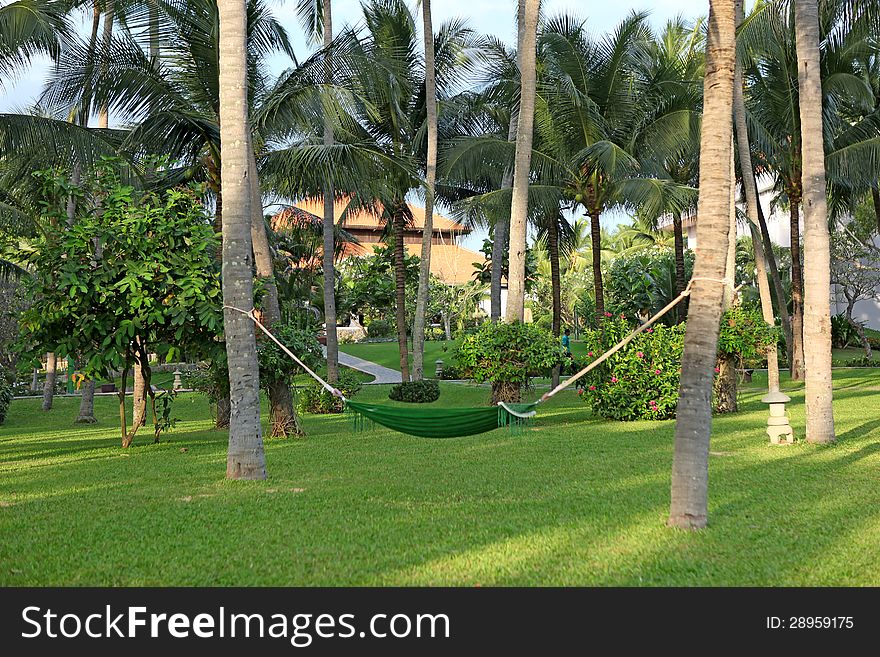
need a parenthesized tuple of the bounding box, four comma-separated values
(223, 305, 344, 399)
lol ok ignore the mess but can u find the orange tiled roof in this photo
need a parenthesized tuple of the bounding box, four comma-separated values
(341, 240, 483, 285)
(286, 198, 468, 234)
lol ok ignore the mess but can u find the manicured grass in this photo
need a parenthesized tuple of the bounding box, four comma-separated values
(339, 340, 456, 372)
(2, 370, 880, 586)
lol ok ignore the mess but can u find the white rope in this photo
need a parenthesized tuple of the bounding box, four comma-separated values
(224, 306, 344, 399)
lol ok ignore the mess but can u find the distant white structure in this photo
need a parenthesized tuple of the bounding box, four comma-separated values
(662, 175, 880, 329)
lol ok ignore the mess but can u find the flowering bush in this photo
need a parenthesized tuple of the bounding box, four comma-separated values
(577, 317, 685, 420)
(455, 321, 566, 403)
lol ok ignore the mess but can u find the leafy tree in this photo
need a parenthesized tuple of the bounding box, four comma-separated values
(455, 321, 565, 404)
(20, 164, 223, 447)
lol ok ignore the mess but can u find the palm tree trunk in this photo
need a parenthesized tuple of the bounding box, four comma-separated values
(218, 0, 266, 480)
(98, 0, 113, 129)
(412, 0, 437, 381)
(148, 0, 159, 67)
(795, 0, 835, 443)
(673, 212, 686, 296)
(490, 0, 526, 321)
(669, 0, 736, 531)
(733, 1, 780, 393)
(505, 0, 540, 323)
(75, 380, 97, 423)
(548, 214, 562, 389)
(249, 145, 297, 437)
(672, 212, 687, 322)
(321, 0, 340, 385)
(393, 203, 410, 381)
(872, 188, 880, 234)
(588, 209, 605, 318)
(132, 362, 147, 427)
(755, 190, 793, 355)
(41, 352, 56, 411)
(789, 196, 806, 379)
(723, 144, 737, 309)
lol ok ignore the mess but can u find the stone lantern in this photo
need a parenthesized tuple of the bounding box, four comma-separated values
(435, 360, 444, 378)
(173, 370, 183, 391)
(761, 390, 794, 445)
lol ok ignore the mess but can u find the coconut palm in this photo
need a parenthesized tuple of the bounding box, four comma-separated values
(295, 0, 341, 385)
(218, 0, 265, 480)
(411, 0, 438, 381)
(505, 0, 540, 323)
(733, 0, 781, 393)
(739, 0, 880, 379)
(669, 0, 736, 530)
(267, 0, 479, 379)
(795, 0, 835, 443)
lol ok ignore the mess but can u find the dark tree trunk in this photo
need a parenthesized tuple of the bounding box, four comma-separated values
(673, 212, 687, 297)
(755, 192, 792, 361)
(269, 381, 301, 437)
(75, 380, 97, 424)
(490, 218, 509, 321)
(872, 188, 880, 235)
(713, 353, 738, 413)
(589, 210, 605, 318)
(119, 365, 130, 447)
(547, 214, 562, 389)
(216, 395, 231, 429)
(42, 352, 56, 411)
(393, 204, 410, 382)
(789, 197, 805, 380)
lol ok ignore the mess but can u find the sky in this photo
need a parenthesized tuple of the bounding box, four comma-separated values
(0, 0, 710, 246)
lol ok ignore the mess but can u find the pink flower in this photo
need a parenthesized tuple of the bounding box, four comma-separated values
(621, 313, 626, 319)
(714, 367, 720, 374)
(589, 385, 596, 391)
(588, 351, 593, 357)
(611, 376, 618, 383)
(637, 351, 644, 359)
(646, 328, 654, 333)
(655, 369, 661, 375)
(604, 311, 613, 317)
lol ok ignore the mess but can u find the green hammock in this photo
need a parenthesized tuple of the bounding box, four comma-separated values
(228, 283, 695, 440)
(345, 400, 539, 439)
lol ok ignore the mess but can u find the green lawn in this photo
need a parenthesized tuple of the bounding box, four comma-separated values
(2, 370, 880, 586)
(340, 340, 456, 372)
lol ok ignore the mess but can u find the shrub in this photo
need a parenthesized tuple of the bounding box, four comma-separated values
(388, 379, 440, 403)
(831, 314, 861, 349)
(844, 356, 880, 368)
(298, 369, 363, 414)
(0, 366, 12, 424)
(367, 319, 393, 338)
(577, 316, 685, 421)
(455, 321, 565, 403)
(438, 364, 461, 380)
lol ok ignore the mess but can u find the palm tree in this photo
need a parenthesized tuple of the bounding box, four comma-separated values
(411, 0, 437, 381)
(669, 0, 736, 531)
(0, 0, 69, 78)
(295, 0, 340, 386)
(795, 0, 835, 443)
(739, 0, 880, 379)
(634, 17, 705, 300)
(218, 0, 265, 480)
(505, 0, 540, 323)
(733, 0, 780, 393)
(267, 0, 478, 379)
(534, 12, 696, 319)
